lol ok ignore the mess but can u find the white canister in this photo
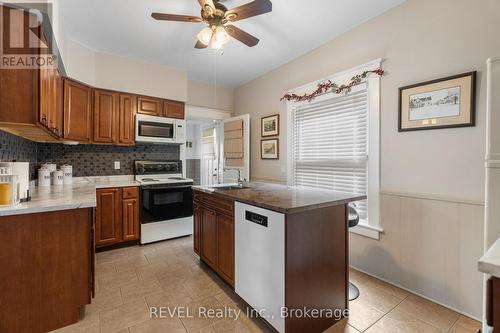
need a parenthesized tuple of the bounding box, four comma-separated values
(53, 170, 64, 186)
(41, 163, 57, 184)
(61, 165, 73, 184)
(38, 168, 51, 187)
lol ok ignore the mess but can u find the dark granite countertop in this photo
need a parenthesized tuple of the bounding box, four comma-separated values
(193, 182, 366, 214)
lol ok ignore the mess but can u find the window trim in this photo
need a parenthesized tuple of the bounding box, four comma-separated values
(286, 59, 383, 240)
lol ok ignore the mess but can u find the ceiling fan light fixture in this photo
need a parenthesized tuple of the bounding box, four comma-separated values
(211, 25, 230, 49)
(197, 26, 213, 46)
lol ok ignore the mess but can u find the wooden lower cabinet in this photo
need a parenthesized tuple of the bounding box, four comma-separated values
(0, 208, 93, 333)
(193, 203, 202, 255)
(216, 213, 235, 284)
(122, 197, 139, 241)
(487, 277, 500, 332)
(95, 188, 122, 246)
(201, 208, 218, 268)
(95, 186, 140, 247)
(194, 190, 235, 287)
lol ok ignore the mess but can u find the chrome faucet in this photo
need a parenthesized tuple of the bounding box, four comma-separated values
(224, 167, 244, 187)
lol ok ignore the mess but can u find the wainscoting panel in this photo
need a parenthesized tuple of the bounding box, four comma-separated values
(349, 193, 484, 319)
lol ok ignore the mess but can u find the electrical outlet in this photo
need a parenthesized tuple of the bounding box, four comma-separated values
(114, 161, 120, 170)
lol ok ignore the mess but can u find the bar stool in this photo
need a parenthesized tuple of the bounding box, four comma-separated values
(348, 206, 360, 301)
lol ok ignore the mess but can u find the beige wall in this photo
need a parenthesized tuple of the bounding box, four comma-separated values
(187, 80, 234, 112)
(61, 38, 187, 101)
(61, 38, 233, 108)
(234, 0, 500, 318)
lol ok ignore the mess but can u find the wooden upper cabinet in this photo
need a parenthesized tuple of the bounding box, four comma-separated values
(163, 100, 185, 119)
(137, 96, 162, 116)
(95, 188, 122, 247)
(64, 79, 92, 142)
(49, 70, 64, 137)
(119, 94, 136, 145)
(93, 89, 118, 144)
(39, 63, 50, 128)
(39, 65, 63, 137)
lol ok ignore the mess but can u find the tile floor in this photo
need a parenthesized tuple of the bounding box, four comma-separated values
(51, 236, 482, 333)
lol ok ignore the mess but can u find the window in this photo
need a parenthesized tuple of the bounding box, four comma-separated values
(287, 61, 382, 239)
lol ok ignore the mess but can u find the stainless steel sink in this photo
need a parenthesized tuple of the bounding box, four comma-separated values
(212, 184, 250, 190)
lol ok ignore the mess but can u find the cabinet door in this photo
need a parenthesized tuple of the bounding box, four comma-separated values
(64, 79, 92, 142)
(193, 203, 202, 255)
(119, 94, 136, 145)
(137, 96, 162, 116)
(93, 89, 118, 143)
(39, 61, 50, 128)
(39, 66, 63, 137)
(122, 198, 139, 241)
(95, 188, 122, 247)
(217, 213, 235, 286)
(201, 208, 217, 268)
(163, 100, 185, 119)
(49, 70, 63, 137)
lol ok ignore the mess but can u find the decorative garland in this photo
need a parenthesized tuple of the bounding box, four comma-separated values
(280, 68, 385, 102)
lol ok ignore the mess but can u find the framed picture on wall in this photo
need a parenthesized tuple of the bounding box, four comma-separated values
(261, 114, 280, 137)
(398, 71, 476, 131)
(261, 139, 279, 159)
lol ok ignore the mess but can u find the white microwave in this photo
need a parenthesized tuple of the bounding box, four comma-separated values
(135, 114, 185, 144)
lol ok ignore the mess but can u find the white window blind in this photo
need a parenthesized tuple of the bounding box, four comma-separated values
(292, 84, 368, 220)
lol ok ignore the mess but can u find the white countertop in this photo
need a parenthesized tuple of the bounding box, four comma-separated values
(479, 237, 500, 278)
(0, 175, 140, 217)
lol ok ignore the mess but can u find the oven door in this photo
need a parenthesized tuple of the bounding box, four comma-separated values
(141, 185, 193, 224)
(136, 115, 175, 143)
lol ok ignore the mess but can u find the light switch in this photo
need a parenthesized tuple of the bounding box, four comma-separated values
(114, 161, 120, 170)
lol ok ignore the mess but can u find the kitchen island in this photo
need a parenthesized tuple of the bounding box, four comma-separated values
(193, 182, 365, 333)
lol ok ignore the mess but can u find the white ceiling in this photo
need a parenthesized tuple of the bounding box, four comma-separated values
(60, 0, 405, 87)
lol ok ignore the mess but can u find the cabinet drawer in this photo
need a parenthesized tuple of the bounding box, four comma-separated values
(122, 186, 139, 199)
(201, 194, 234, 216)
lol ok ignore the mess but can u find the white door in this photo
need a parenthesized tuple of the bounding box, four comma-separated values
(221, 114, 250, 183)
(200, 127, 218, 186)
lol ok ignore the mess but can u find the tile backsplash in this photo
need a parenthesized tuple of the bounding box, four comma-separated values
(1, 130, 180, 178)
(37, 143, 180, 177)
(0, 130, 38, 178)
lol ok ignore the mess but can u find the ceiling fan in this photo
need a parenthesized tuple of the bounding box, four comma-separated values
(151, 0, 272, 49)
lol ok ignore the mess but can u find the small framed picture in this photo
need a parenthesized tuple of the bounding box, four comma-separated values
(399, 71, 476, 132)
(261, 114, 280, 137)
(261, 139, 279, 159)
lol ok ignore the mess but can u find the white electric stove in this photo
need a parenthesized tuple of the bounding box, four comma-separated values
(135, 161, 194, 244)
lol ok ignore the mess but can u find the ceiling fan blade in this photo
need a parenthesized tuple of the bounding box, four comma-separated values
(195, 40, 208, 49)
(225, 0, 272, 22)
(198, 0, 216, 16)
(225, 25, 259, 47)
(151, 13, 202, 22)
